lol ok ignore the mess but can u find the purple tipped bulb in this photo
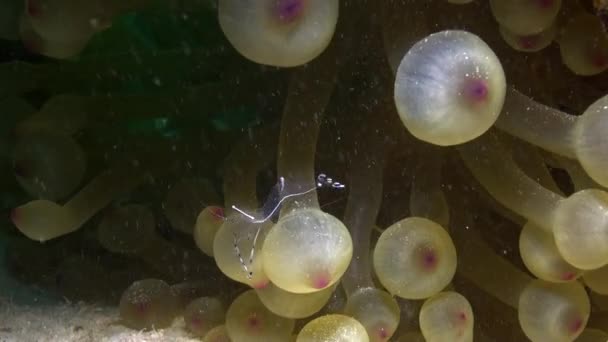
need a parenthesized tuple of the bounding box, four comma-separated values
(463, 79, 489, 104)
(275, 0, 305, 23)
(423, 252, 437, 269)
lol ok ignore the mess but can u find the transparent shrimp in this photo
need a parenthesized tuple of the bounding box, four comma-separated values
(230, 174, 345, 281)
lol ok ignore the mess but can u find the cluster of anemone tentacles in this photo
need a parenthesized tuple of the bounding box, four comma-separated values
(3, 0, 608, 341)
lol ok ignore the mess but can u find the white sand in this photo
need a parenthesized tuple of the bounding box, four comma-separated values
(0, 302, 200, 342)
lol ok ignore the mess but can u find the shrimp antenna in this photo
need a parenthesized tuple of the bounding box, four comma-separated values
(232, 173, 345, 224)
(231, 174, 346, 279)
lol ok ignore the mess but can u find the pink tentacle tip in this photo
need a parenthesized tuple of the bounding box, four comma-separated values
(253, 280, 270, 289)
(311, 272, 331, 289)
(560, 272, 577, 281)
(463, 79, 489, 104)
(247, 314, 260, 329)
(519, 36, 538, 50)
(418, 248, 438, 271)
(567, 317, 584, 335)
(210, 206, 225, 222)
(376, 326, 389, 340)
(190, 316, 203, 327)
(135, 301, 150, 315)
(424, 252, 438, 268)
(274, 0, 306, 23)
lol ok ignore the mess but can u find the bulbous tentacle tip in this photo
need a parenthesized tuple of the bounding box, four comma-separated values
(554, 189, 608, 270)
(420, 291, 474, 342)
(518, 280, 590, 342)
(574, 95, 608, 187)
(394, 30, 506, 146)
(218, 0, 339, 67)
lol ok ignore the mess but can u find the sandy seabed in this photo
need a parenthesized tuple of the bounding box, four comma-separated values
(0, 303, 199, 342)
